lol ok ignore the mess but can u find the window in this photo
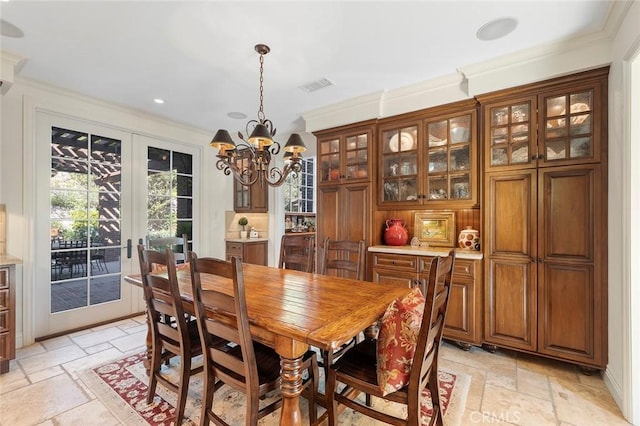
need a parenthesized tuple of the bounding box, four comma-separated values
(284, 157, 315, 213)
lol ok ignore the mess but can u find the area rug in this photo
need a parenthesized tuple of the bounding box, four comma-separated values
(78, 352, 470, 425)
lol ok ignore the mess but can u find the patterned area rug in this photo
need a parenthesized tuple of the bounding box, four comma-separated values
(78, 352, 470, 425)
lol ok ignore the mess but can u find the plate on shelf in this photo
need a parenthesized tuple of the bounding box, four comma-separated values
(389, 132, 416, 152)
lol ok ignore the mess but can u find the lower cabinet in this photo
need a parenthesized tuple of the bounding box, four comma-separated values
(369, 248, 482, 347)
(0, 261, 18, 375)
(225, 240, 267, 266)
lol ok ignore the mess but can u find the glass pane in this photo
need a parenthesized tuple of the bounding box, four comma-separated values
(547, 96, 566, 117)
(176, 175, 192, 197)
(546, 118, 567, 138)
(346, 136, 357, 150)
(90, 163, 121, 192)
(570, 114, 591, 136)
(492, 131, 508, 146)
(50, 191, 88, 219)
(428, 149, 447, 173)
(51, 279, 87, 313)
(91, 135, 121, 163)
(148, 147, 170, 171)
(428, 121, 447, 146)
(546, 140, 567, 160)
(89, 192, 120, 219)
(570, 137, 592, 158)
(173, 152, 193, 174)
(52, 127, 89, 159)
(491, 147, 508, 166)
(356, 134, 368, 149)
(451, 175, 470, 199)
(148, 195, 171, 219)
(90, 276, 121, 305)
(384, 157, 398, 177)
(383, 180, 399, 201)
(451, 146, 470, 171)
(148, 220, 171, 237)
(450, 115, 470, 143)
(428, 177, 448, 200)
(512, 145, 529, 163)
(51, 159, 88, 190)
(511, 104, 530, 122)
(89, 248, 121, 276)
(399, 178, 417, 201)
(148, 171, 172, 195)
(492, 107, 509, 126)
(177, 197, 192, 218)
(570, 91, 592, 113)
(93, 221, 121, 246)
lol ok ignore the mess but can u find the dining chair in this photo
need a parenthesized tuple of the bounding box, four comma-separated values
(325, 249, 456, 426)
(278, 234, 315, 273)
(146, 234, 189, 264)
(137, 244, 209, 425)
(189, 252, 319, 426)
(317, 238, 366, 379)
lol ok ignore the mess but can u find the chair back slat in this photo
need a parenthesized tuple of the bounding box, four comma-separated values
(146, 234, 189, 264)
(278, 234, 315, 273)
(319, 238, 365, 280)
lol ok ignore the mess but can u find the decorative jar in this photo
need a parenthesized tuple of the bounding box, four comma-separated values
(384, 218, 409, 246)
(458, 226, 480, 250)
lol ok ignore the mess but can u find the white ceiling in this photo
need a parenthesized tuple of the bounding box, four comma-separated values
(0, 1, 617, 139)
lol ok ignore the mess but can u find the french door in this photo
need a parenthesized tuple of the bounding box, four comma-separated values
(34, 112, 199, 337)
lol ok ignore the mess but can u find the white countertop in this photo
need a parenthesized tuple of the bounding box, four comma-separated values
(225, 238, 269, 243)
(368, 245, 483, 260)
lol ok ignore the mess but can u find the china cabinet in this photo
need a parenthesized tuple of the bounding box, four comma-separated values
(315, 121, 375, 259)
(479, 67, 608, 369)
(233, 150, 268, 213)
(377, 99, 478, 209)
(368, 247, 483, 347)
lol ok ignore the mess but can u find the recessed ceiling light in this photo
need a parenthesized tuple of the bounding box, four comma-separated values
(476, 17, 518, 41)
(0, 19, 24, 38)
(227, 112, 247, 119)
(153, 98, 164, 104)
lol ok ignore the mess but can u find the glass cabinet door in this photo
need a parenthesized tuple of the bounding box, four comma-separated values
(425, 113, 473, 201)
(319, 137, 341, 183)
(486, 98, 535, 169)
(542, 89, 594, 162)
(318, 130, 370, 184)
(380, 125, 418, 202)
(344, 133, 369, 180)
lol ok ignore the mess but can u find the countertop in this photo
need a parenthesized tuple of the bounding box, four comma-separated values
(225, 238, 269, 243)
(368, 245, 483, 260)
(0, 254, 22, 266)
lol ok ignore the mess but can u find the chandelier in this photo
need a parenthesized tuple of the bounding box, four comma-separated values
(210, 44, 306, 187)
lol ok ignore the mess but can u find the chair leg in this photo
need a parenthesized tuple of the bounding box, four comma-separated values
(200, 366, 216, 426)
(326, 367, 337, 425)
(174, 355, 191, 425)
(147, 342, 161, 403)
(306, 357, 319, 425)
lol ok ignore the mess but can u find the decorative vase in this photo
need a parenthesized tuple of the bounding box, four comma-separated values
(458, 226, 480, 250)
(384, 218, 409, 246)
(240, 230, 248, 239)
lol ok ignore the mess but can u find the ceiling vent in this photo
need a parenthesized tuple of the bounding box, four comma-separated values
(299, 78, 334, 93)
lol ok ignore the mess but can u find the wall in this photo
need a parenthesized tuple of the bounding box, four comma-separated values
(0, 76, 234, 346)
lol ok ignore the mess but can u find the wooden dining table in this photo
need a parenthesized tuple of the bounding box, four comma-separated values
(125, 262, 410, 426)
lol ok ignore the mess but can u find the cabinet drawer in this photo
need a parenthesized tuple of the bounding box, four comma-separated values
(371, 253, 417, 271)
(0, 268, 7, 288)
(0, 289, 7, 310)
(225, 242, 243, 255)
(454, 259, 475, 280)
(0, 332, 9, 361)
(0, 311, 8, 333)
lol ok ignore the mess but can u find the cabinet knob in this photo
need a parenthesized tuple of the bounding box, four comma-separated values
(538, 154, 545, 160)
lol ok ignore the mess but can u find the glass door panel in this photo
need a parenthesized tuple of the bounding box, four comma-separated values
(380, 126, 418, 202)
(543, 90, 593, 161)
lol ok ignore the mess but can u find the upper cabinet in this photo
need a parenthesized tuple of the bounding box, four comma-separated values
(481, 68, 606, 171)
(317, 120, 375, 185)
(377, 99, 479, 209)
(233, 150, 268, 213)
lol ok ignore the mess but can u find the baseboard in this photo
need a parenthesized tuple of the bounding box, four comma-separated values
(603, 367, 629, 423)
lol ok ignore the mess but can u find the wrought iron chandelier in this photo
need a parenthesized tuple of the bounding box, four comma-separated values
(210, 44, 306, 187)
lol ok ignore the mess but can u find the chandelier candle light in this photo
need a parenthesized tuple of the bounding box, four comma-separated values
(210, 44, 306, 187)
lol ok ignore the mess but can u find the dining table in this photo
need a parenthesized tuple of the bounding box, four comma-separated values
(124, 262, 410, 426)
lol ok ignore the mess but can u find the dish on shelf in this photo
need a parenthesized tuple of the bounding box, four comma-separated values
(428, 134, 447, 146)
(389, 132, 416, 152)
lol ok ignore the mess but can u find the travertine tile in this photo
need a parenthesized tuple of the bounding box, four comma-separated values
(486, 364, 517, 391)
(85, 341, 114, 354)
(70, 327, 128, 348)
(0, 374, 89, 425)
(481, 383, 557, 426)
(517, 367, 551, 401)
(109, 329, 147, 353)
(0, 364, 29, 395)
(52, 399, 121, 426)
(62, 347, 124, 379)
(18, 344, 87, 375)
(28, 364, 65, 383)
(16, 341, 46, 359)
(440, 358, 486, 411)
(40, 335, 74, 351)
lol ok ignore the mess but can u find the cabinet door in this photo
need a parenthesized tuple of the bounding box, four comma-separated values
(317, 126, 372, 185)
(233, 153, 268, 213)
(483, 96, 537, 172)
(484, 171, 537, 350)
(242, 241, 267, 266)
(537, 165, 604, 366)
(441, 260, 481, 344)
(379, 123, 420, 206)
(371, 268, 417, 287)
(341, 183, 371, 244)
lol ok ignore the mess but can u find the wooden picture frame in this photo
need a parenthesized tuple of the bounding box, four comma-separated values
(414, 211, 456, 247)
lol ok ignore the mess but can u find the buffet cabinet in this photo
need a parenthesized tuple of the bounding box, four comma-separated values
(225, 239, 268, 266)
(0, 257, 19, 374)
(478, 67, 608, 369)
(368, 247, 483, 347)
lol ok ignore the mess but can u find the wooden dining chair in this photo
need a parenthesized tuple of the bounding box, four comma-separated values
(137, 244, 208, 425)
(278, 234, 315, 273)
(317, 238, 366, 379)
(146, 234, 189, 264)
(189, 252, 319, 426)
(325, 249, 456, 426)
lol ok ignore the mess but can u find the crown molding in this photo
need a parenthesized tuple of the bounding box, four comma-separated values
(301, 91, 383, 133)
(0, 50, 26, 95)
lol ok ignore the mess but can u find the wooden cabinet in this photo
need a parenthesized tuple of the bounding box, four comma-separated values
(369, 249, 483, 346)
(315, 121, 375, 259)
(225, 240, 267, 266)
(233, 151, 268, 213)
(377, 99, 479, 209)
(480, 67, 608, 369)
(0, 257, 19, 375)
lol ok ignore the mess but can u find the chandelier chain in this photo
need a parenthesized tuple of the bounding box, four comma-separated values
(258, 52, 265, 123)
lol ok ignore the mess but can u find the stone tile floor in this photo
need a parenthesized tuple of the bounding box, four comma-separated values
(0, 315, 630, 425)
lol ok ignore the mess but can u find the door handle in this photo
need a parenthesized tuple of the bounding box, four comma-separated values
(127, 239, 132, 259)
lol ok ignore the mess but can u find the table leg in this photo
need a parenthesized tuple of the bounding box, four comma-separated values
(143, 310, 151, 374)
(276, 337, 308, 426)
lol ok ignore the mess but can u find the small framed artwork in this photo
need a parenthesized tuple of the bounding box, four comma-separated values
(414, 211, 456, 247)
